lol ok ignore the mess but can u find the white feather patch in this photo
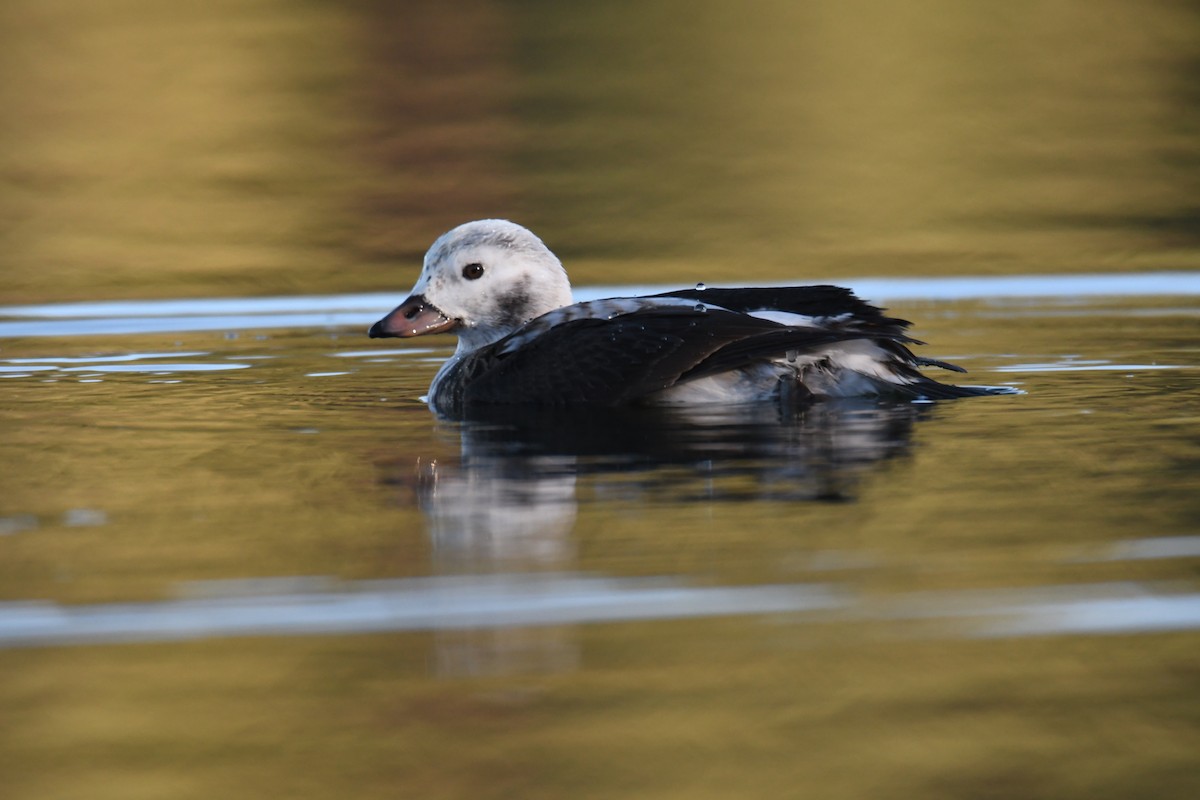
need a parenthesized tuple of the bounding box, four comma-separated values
(747, 310, 821, 327)
(820, 341, 914, 384)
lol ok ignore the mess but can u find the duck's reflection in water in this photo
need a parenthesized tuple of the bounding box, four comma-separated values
(418, 452, 578, 572)
(413, 400, 927, 676)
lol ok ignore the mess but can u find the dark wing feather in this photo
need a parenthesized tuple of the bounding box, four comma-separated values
(464, 319, 689, 406)
(653, 286, 911, 335)
(661, 287, 1003, 392)
(679, 328, 866, 383)
(442, 306, 856, 410)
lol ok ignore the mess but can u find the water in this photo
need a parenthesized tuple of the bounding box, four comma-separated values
(2, 1, 1200, 798)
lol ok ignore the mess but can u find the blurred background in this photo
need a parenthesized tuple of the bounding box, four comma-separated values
(2, 0, 1197, 303)
(2, 2, 1199, 799)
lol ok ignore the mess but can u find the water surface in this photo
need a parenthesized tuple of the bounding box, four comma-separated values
(2, 277, 1198, 799)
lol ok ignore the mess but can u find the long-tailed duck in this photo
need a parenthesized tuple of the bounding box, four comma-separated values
(369, 220, 1009, 415)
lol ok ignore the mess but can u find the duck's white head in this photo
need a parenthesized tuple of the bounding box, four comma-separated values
(368, 219, 574, 352)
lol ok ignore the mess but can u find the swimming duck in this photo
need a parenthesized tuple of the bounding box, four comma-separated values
(369, 219, 1006, 415)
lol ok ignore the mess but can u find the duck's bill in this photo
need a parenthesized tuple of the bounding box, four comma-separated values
(368, 294, 458, 338)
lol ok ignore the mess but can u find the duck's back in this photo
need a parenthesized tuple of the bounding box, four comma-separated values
(426, 287, 1006, 415)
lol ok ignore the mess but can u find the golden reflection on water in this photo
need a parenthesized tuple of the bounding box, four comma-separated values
(0, 0, 364, 299)
(0, 625, 1197, 799)
(1, 0, 1198, 303)
(513, 0, 1200, 280)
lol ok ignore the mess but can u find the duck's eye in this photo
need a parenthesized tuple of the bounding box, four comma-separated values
(462, 263, 485, 280)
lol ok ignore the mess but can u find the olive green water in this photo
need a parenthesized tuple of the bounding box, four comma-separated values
(2, 2, 1199, 798)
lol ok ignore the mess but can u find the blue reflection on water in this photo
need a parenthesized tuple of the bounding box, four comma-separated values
(1, 271, 1198, 337)
(0, 575, 1196, 650)
(0, 575, 841, 648)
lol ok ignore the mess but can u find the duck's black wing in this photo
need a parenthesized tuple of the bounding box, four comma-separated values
(660, 285, 1006, 381)
(651, 285, 911, 337)
(436, 304, 858, 412)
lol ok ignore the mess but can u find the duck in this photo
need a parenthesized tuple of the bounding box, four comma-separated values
(369, 219, 1009, 416)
